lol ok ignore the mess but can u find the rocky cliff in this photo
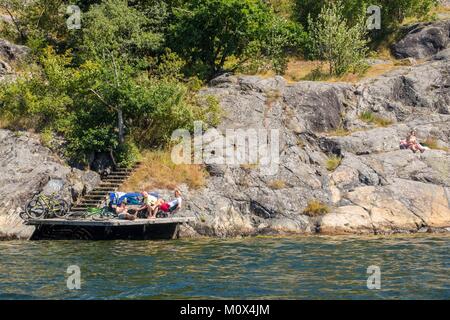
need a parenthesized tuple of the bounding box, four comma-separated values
(177, 23, 450, 237)
(0, 130, 100, 239)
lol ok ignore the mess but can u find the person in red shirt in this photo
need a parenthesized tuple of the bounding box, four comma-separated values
(159, 190, 183, 213)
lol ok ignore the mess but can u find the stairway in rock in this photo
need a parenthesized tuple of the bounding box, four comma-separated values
(69, 162, 142, 213)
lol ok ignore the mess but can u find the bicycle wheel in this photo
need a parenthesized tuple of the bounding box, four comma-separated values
(25, 197, 46, 218)
(53, 199, 70, 218)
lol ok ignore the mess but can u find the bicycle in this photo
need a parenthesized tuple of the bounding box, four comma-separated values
(66, 206, 117, 220)
(25, 193, 69, 219)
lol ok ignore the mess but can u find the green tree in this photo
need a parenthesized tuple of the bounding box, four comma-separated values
(79, 0, 165, 64)
(308, 2, 368, 76)
(257, 15, 305, 74)
(240, 14, 306, 75)
(378, 0, 438, 27)
(73, 0, 166, 157)
(0, 0, 67, 44)
(168, 0, 274, 78)
(0, 47, 73, 130)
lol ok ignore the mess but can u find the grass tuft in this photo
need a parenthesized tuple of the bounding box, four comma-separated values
(40, 128, 53, 148)
(303, 200, 330, 217)
(327, 127, 352, 137)
(268, 179, 287, 190)
(326, 155, 342, 171)
(359, 111, 393, 127)
(423, 137, 449, 152)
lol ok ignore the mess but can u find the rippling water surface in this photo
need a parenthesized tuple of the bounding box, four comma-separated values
(0, 235, 448, 299)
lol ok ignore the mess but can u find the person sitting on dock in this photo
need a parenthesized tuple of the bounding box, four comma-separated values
(138, 191, 159, 219)
(159, 190, 183, 214)
(116, 200, 136, 221)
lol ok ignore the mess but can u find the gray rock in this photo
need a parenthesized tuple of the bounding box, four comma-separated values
(181, 47, 450, 237)
(0, 129, 100, 239)
(0, 38, 29, 82)
(0, 59, 12, 75)
(351, 53, 450, 123)
(0, 39, 29, 62)
(392, 20, 450, 59)
(284, 81, 355, 132)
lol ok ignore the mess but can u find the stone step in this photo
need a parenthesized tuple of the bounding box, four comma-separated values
(75, 163, 140, 208)
(73, 207, 98, 210)
(92, 187, 118, 191)
(113, 169, 135, 173)
(99, 181, 121, 186)
(84, 194, 108, 199)
(97, 187, 120, 191)
(105, 175, 129, 180)
(104, 175, 128, 179)
(108, 172, 131, 176)
(82, 200, 103, 204)
(86, 194, 110, 199)
(99, 183, 121, 187)
(90, 191, 116, 196)
(116, 164, 141, 171)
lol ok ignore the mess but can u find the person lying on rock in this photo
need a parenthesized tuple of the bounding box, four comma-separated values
(116, 200, 136, 221)
(158, 189, 183, 215)
(400, 130, 426, 153)
(138, 191, 159, 219)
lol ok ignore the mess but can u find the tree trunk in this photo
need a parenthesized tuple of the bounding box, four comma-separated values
(117, 108, 125, 145)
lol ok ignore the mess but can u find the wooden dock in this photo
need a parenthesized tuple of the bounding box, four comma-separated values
(26, 217, 195, 240)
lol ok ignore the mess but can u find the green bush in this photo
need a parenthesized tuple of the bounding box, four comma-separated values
(294, 0, 438, 32)
(79, 0, 165, 64)
(308, 2, 369, 76)
(115, 139, 141, 168)
(242, 15, 307, 75)
(0, 47, 73, 131)
(303, 200, 331, 216)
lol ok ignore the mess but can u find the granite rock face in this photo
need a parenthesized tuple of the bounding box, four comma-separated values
(0, 130, 100, 239)
(392, 20, 450, 59)
(177, 36, 450, 237)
